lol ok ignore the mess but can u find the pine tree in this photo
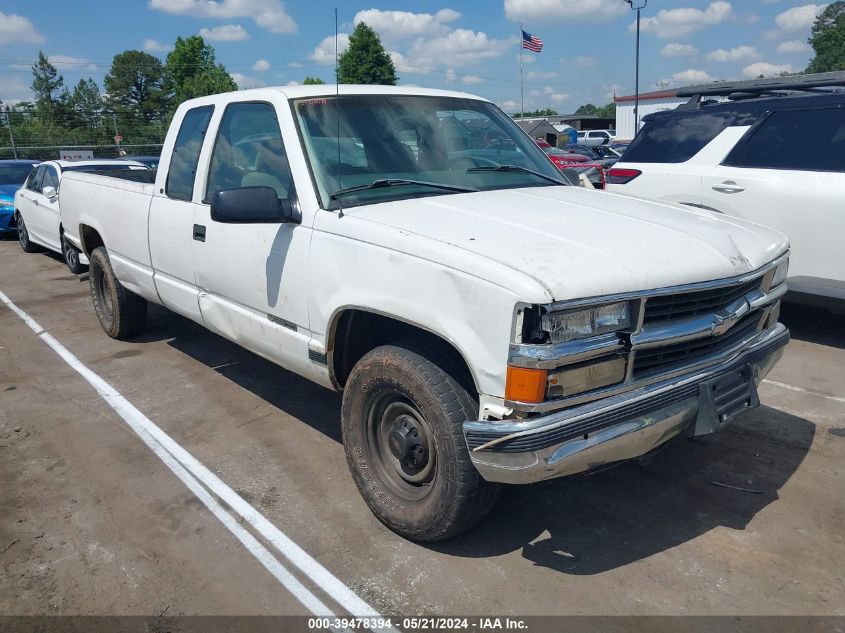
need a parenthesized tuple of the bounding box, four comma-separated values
(806, 1, 845, 73)
(31, 51, 64, 113)
(337, 23, 397, 85)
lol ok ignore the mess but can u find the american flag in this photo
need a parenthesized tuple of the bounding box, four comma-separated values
(522, 30, 543, 53)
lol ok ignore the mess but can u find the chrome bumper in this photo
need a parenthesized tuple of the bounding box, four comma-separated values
(464, 323, 789, 484)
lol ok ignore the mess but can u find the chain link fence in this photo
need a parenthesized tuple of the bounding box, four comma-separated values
(0, 144, 164, 162)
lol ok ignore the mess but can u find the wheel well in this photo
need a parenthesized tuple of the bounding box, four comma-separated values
(330, 309, 478, 398)
(80, 225, 104, 256)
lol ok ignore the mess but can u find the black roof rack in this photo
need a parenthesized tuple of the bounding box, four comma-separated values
(676, 71, 845, 99)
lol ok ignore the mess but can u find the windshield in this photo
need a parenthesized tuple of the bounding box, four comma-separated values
(0, 164, 36, 185)
(292, 94, 565, 209)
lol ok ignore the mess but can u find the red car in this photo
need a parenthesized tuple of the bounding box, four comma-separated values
(543, 146, 589, 169)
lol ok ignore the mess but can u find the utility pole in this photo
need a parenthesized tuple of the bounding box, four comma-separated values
(4, 107, 17, 159)
(624, 0, 648, 134)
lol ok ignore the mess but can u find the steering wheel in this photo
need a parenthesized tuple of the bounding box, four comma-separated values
(449, 155, 500, 169)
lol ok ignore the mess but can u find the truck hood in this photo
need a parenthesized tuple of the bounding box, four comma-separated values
(343, 186, 788, 302)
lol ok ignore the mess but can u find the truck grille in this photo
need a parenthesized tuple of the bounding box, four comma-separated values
(633, 311, 762, 378)
(643, 278, 762, 324)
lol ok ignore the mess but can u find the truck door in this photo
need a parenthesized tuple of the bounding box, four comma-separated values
(148, 105, 215, 323)
(191, 100, 312, 372)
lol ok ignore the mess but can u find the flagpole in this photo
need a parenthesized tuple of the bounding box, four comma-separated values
(519, 22, 524, 118)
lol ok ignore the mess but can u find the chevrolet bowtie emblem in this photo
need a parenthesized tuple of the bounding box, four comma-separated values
(711, 298, 750, 336)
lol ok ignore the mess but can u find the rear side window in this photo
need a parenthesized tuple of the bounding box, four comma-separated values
(41, 167, 59, 191)
(724, 107, 845, 172)
(623, 112, 733, 163)
(26, 166, 46, 192)
(166, 105, 214, 201)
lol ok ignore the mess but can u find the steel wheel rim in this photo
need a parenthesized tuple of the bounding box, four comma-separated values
(64, 238, 77, 268)
(96, 268, 114, 320)
(17, 216, 28, 248)
(366, 389, 437, 501)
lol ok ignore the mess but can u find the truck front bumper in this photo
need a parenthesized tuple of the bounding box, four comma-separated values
(464, 324, 789, 484)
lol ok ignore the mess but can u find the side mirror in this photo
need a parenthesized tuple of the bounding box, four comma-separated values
(210, 186, 299, 224)
(42, 185, 57, 199)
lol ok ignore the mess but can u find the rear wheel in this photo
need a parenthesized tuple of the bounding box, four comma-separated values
(16, 212, 42, 253)
(62, 233, 87, 274)
(341, 341, 498, 541)
(89, 246, 147, 339)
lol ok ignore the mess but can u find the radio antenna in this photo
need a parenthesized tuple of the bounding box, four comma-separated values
(335, 8, 343, 218)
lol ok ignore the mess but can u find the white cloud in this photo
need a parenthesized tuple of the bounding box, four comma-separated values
(0, 11, 43, 45)
(573, 55, 598, 68)
(527, 70, 557, 79)
(288, 61, 302, 68)
(309, 33, 349, 64)
(149, 0, 297, 33)
(407, 28, 510, 68)
(352, 8, 460, 46)
(286, 80, 300, 86)
(48, 55, 97, 72)
(143, 38, 171, 52)
(706, 45, 760, 62)
(775, 4, 826, 31)
(661, 43, 698, 58)
(199, 24, 250, 41)
(550, 92, 569, 103)
(462, 74, 483, 85)
(637, 1, 734, 39)
(499, 99, 519, 110)
(230, 72, 266, 89)
(505, 0, 626, 22)
(777, 39, 812, 53)
(253, 59, 271, 71)
(672, 69, 714, 84)
(743, 61, 793, 77)
(445, 68, 457, 82)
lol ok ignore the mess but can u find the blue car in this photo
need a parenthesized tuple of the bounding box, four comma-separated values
(0, 160, 39, 234)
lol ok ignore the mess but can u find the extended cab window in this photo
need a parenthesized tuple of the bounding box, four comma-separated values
(622, 112, 732, 163)
(206, 102, 293, 202)
(724, 107, 845, 172)
(166, 105, 214, 201)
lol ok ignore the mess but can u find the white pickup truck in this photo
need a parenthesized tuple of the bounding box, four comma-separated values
(59, 85, 790, 541)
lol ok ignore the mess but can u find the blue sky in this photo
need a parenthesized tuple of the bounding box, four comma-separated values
(0, 0, 826, 113)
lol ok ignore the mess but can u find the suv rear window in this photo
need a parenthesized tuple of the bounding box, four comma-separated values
(724, 107, 845, 172)
(622, 112, 733, 163)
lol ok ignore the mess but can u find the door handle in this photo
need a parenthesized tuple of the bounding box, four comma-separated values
(193, 224, 206, 242)
(32, 198, 39, 206)
(712, 181, 745, 194)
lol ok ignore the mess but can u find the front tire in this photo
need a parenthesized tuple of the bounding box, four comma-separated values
(341, 341, 498, 541)
(16, 212, 42, 253)
(62, 234, 87, 274)
(89, 246, 147, 339)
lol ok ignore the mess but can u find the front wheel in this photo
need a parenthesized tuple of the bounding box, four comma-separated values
(16, 212, 42, 253)
(341, 341, 498, 541)
(89, 246, 147, 339)
(62, 234, 87, 274)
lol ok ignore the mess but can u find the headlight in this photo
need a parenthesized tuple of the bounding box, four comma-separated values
(541, 301, 631, 344)
(771, 258, 789, 288)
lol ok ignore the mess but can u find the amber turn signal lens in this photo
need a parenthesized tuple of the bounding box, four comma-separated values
(505, 366, 548, 403)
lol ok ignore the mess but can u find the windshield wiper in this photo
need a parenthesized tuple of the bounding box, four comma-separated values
(329, 179, 478, 200)
(466, 165, 568, 186)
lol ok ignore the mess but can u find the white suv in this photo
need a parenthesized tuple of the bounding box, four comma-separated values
(606, 76, 845, 303)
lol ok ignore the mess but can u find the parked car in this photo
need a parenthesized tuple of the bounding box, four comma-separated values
(606, 74, 845, 304)
(543, 146, 589, 169)
(563, 144, 620, 169)
(122, 155, 161, 169)
(533, 137, 552, 149)
(576, 129, 613, 146)
(611, 140, 632, 155)
(14, 159, 148, 273)
(59, 85, 789, 541)
(0, 159, 39, 235)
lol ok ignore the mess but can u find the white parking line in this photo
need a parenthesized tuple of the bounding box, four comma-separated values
(762, 379, 845, 404)
(0, 289, 397, 630)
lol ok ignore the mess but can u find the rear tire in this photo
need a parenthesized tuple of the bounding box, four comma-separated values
(89, 246, 147, 339)
(341, 340, 498, 541)
(16, 212, 42, 253)
(62, 233, 87, 275)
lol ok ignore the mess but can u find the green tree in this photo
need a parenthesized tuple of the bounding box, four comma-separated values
(515, 108, 558, 117)
(104, 50, 170, 123)
(596, 102, 616, 118)
(166, 36, 237, 103)
(575, 104, 598, 115)
(70, 78, 103, 130)
(303, 76, 325, 84)
(31, 51, 64, 113)
(806, 1, 845, 73)
(337, 22, 397, 85)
